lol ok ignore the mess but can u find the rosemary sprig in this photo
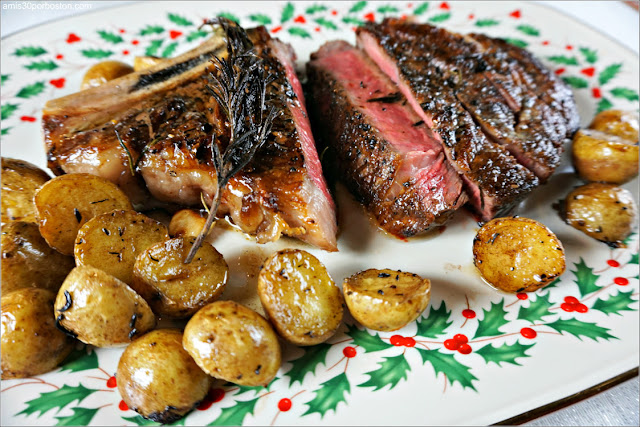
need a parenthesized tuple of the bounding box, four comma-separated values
(184, 17, 277, 263)
(112, 120, 136, 176)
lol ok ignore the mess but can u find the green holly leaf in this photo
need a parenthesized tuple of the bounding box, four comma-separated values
(302, 372, 350, 418)
(55, 407, 99, 426)
(597, 97, 614, 114)
(1, 127, 12, 136)
(349, 1, 368, 13)
(428, 13, 451, 23)
(313, 17, 338, 30)
(1, 74, 8, 85)
(81, 49, 114, 59)
(123, 415, 185, 426)
(24, 60, 58, 71)
(13, 46, 47, 57)
(475, 342, 535, 366)
(249, 14, 272, 25)
(345, 323, 393, 352)
(504, 38, 528, 48)
(473, 300, 508, 339)
(139, 25, 164, 36)
(186, 30, 209, 42)
(358, 355, 410, 391)
(517, 293, 554, 324)
(572, 258, 600, 297)
(59, 347, 99, 373)
(160, 42, 178, 58)
(287, 27, 311, 39)
(16, 81, 45, 99)
(623, 232, 637, 246)
(306, 4, 328, 14)
(475, 19, 500, 27)
(579, 47, 598, 64)
(377, 5, 399, 14)
(417, 349, 477, 391)
(208, 397, 258, 426)
(563, 76, 589, 89)
(610, 87, 639, 102)
(284, 343, 331, 385)
(342, 16, 365, 26)
(598, 63, 622, 85)
(281, 3, 295, 23)
(413, 2, 430, 15)
(97, 30, 123, 44)
(547, 55, 579, 65)
(2, 103, 19, 120)
(416, 300, 452, 338)
(545, 318, 617, 341)
(592, 289, 637, 316)
(218, 12, 240, 24)
(145, 39, 164, 56)
(168, 13, 193, 27)
(629, 253, 639, 266)
(17, 384, 98, 417)
(516, 24, 540, 36)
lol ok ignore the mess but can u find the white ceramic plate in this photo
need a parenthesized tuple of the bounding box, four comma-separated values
(1, 1, 638, 426)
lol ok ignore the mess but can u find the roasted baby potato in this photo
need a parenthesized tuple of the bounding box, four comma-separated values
(589, 109, 639, 142)
(572, 129, 638, 184)
(81, 60, 134, 90)
(563, 183, 637, 248)
(169, 209, 207, 238)
(117, 329, 212, 424)
(1, 288, 74, 379)
(74, 210, 168, 285)
(132, 237, 228, 318)
(133, 56, 164, 71)
(1, 221, 75, 295)
(1, 157, 50, 223)
(183, 301, 280, 387)
(34, 173, 133, 255)
(258, 249, 343, 345)
(343, 269, 430, 331)
(473, 217, 566, 293)
(55, 266, 156, 347)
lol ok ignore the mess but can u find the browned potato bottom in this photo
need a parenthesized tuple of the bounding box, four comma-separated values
(1, 157, 50, 223)
(343, 269, 431, 331)
(117, 329, 212, 424)
(183, 301, 281, 387)
(1, 288, 74, 379)
(473, 217, 566, 293)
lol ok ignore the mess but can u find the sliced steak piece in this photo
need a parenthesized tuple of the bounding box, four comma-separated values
(42, 27, 337, 251)
(307, 41, 466, 237)
(357, 22, 539, 220)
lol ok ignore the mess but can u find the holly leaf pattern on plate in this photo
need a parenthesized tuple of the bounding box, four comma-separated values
(17, 384, 98, 417)
(186, 30, 209, 42)
(314, 17, 338, 30)
(218, 12, 240, 24)
(139, 25, 164, 35)
(517, 293, 554, 324)
(377, 5, 399, 14)
(473, 300, 508, 339)
(591, 289, 638, 316)
(358, 355, 411, 391)
(208, 397, 259, 426)
(516, 24, 539, 36)
(249, 14, 272, 25)
(579, 47, 598, 64)
(429, 13, 451, 23)
(597, 97, 613, 113)
(475, 19, 500, 27)
(288, 27, 311, 38)
(475, 342, 535, 366)
(161, 42, 178, 58)
(504, 38, 528, 48)
(306, 5, 328, 14)
(16, 81, 45, 99)
(1, 103, 19, 120)
(145, 39, 163, 56)
(281, 2, 295, 23)
(54, 407, 100, 426)
(610, 87, 639, 101)
(284, 343, 332, 386)
(13, 46, 47, 57)
(416, 300, 452, 338)
(97, 30, 124, 44)
(24, 60, 58, 71)
(345, 324, 393, 353)
(547, 55, 579, 65)
(58, 347, 99, 373)
(414, 2, 430, 15)
(349, 1, 368, 13)
(417, 349, 477, 391)
(303, 372, 350, 418)
(572, 258, 600, 297)
(563, 76, 588, 89)
(342, 16, 365, 26)
(168, 13, 193, 27)
(545, 318, 617, 341)
(598, 63, 622, 85)
(81, 49, 114, 59)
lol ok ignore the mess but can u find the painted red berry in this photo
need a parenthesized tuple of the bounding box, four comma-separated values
(444, 339, 460, 351)
(439, 2, 450, 10)
(575, 303, 588, 313)
(50, 78, 65, 88)
(106, 376, 117, 388)
(315, 27, 321, 32)
(453, 334, 468, 344)
(566, 45, 574, 50)
(468, 13, 475, 19)
(390, 335, 405, 346)
(119, 29, 126, 34)
(56, 54, 64, 60)
(169, 30, 182, 39)
(554, 68, 566, 75)
(509, 10, 521, 18)
(278, 398, 292, 412)
(364, 12, 375, 22)
(119, 400, 129, 411)
(462, 309, 476, 319)
(66, 33, 81, 43)
(592, 88, 602, 98)
(580, 67, 595, 77)
(293, 15, 306, 24)
(607, 259, 620, 267)
(614, 277, 629, 286)
(331, 10, 338, 15)
(561, 302, 575, 312)
(271, 26, 283, 34)
(517, 293, 528, 300)
(564, 296, 579, 304)
(542, 40, 550, 45)
(122, 50, 130, 55)
(404, 337, 416, 347)
(520, 327, 537, 339)
(458, 344, 472, 354)
(343, 346, 357, 358)
(20, 116, 37, 122)
(132, 39, 139, 45)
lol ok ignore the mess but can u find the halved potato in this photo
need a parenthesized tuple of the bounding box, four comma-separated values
(168, 209, 207, 239)
(34, 173, 133, 255)
(589, 109, 639, 142)
(81, 60, 134, 90)
(473, 217, 566, 293)
(1, 157, 50, 223)
(572, 129, 638, 184)
(343, 269, 430, 331)
(133, 56, 164, 71)
(258, 249, 343, 345)
(74, 210, 168, 285)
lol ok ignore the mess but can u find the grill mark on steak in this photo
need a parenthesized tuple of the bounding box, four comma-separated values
(130, 51, 217, 92)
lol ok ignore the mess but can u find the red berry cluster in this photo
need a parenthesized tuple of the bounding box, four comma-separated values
(561, 296, 588, 313)
(390, 335, 416, 347)
(444, 334, 472, 354)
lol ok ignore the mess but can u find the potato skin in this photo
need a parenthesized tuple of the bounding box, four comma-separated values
(55, 266, 156, 347)
(133, 56, 164, 71)
(81, 60, 134, 90)
(258, 249, 343, 345)
(1, 157, 50, 224)
(473, 217, 566, 293)
(169, 209, 207, 238)
(343, 269, 431, 331)
(572, 129, 638, 184)
(183, 301, 280, 386)
(74, 210, 168, 285)
(132, 237, 228, 318)
(1, 288, 74, 379)
(589, 110, 639, 142)
(35, 173, 133, 255)
(117, 329, 212, 424)
(564, 183, 637, 248)
(1, 221, 75, 295)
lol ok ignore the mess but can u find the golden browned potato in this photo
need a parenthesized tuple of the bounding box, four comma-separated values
(81, 60, 134, 90)
(132, 237, 228, 318)
(168, 209, 207, 238)
(1, 157, 50, 223)
(589, 110, 639, 142)
(183, 301, 280, 386)
(133, 56, 164, 71)
(258, 249, 343, 345)
(563, 183, 637, 247)
(54, 266, 156, 347)
(343, 269, 430, 331)
(1, 288, 74, 379)
(117, 329, 212, 424)
(473, 217, 566, 293)
(74, 210, 168, 285)
(1, 221, 75, 295)
(572, 129, 638, 184)
(34, 173, 133, 255)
